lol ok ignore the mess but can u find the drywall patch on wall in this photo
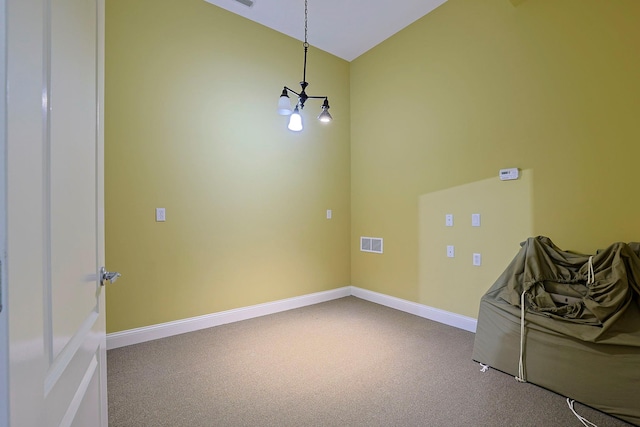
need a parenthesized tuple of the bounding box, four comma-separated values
(418, 169, 533, 318)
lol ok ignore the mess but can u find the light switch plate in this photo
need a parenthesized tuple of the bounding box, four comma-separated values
(473, 253, 482, 266)
(447, 245, 455, 258)
(472, 213, 481, 227)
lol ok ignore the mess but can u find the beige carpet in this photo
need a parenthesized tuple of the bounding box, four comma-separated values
(107, 296, 634, 426)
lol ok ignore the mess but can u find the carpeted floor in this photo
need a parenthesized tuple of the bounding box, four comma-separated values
(107, 296, 634, 426)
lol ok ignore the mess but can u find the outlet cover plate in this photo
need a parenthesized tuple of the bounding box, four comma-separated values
(156, 208, 166, 222)
(445, 214, 454, 227)
(447, 245, 455, 258)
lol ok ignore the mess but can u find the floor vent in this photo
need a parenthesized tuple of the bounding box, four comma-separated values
(234, 0, 254, 7)
(361, 237, 383, 254)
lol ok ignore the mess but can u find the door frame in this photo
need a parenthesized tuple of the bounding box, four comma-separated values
(0, 0, 9, 423)
(96, 0, 108, 423)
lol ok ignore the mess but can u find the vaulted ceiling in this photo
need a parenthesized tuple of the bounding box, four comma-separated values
(202, 0, 448, 61)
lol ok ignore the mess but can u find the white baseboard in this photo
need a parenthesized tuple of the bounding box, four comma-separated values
(350, 286, 478, 333)
(107, 285, 477, 350)
(106, 286, 351, 350)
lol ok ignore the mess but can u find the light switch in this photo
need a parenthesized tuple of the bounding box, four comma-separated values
(326, 209, 332, 219)
(447, 245, 455, 258)
(445, 214, 454, 227)
(156, 208, 166, 222)
(473, 253, 482, 266)
(472, 213, 481, 227)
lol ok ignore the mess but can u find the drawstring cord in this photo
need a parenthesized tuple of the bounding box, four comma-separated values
(586, 256, 594, 285)
(567, 399, 599, 427)
(515, 290, 527, 382)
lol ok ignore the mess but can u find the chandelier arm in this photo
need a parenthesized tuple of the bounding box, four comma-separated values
(283, 86, 301, 97)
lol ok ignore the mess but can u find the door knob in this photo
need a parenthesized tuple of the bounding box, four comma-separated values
(100, 266, 121, 286)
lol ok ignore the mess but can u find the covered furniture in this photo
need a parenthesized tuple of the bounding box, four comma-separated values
(472, 236, 640, 425)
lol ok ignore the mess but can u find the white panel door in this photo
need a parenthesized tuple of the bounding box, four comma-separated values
(5, 0, 107, 426)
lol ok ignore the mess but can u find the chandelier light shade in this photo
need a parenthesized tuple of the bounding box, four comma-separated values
(278, 89, 292, 115)
(277, 0, 332, 131)
(317, 98, 332, 123)
(288, 106, 303, 132)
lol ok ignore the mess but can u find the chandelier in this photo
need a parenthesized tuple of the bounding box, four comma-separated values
(277, 0, 332, 131)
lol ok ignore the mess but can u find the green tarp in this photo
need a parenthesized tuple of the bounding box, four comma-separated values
(472, 236, 640, 425)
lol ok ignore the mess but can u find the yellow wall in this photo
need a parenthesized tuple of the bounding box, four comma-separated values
(105, 0, 351, 333)
(107, 0, 640, 333)
(351, 0, 640, 315)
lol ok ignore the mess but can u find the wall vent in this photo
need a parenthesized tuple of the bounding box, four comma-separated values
(360, 237, 383, 254)
(233, 0, 254, 7)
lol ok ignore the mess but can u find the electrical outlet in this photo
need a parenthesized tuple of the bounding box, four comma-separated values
(445, 214, 454, 227)
(156, 208, 166, 222)
(447, 245, 455, 258)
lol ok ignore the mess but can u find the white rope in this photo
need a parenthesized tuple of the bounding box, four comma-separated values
(586, 256, 595, 285)
(515, 290, 527, 383)
(567, 398, 599, 427)
(479, 363, 489, 372)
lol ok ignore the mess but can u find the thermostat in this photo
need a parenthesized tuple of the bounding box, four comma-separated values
(499, 168, 519, 181)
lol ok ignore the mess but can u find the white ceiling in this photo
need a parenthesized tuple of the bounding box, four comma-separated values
(202, 0, 448, 62)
